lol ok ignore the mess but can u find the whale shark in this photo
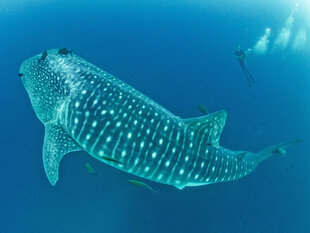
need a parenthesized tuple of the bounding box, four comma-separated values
(19, 49, 300, 188)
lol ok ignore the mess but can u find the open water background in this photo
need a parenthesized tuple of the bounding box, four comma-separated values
(0, 1, 309, 232)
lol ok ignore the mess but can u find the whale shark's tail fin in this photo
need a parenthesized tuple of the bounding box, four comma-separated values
(255, 139, 302, 164)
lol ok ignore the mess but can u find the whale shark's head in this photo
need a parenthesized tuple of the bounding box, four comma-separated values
(19, 49, 75, 123)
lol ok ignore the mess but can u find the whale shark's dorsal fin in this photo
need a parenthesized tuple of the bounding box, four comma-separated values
(183, 110, 227, 148)
(43, 121, 81, 185)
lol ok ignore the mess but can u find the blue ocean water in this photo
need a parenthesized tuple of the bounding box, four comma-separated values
(1, 0, 309, 232)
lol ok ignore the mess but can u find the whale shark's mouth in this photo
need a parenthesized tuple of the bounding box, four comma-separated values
(18, 73, 24, 77)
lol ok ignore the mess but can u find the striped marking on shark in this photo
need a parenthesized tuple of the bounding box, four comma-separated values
(19, 49, 301, 189)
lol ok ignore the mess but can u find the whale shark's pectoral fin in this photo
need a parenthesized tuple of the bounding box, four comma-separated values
(43, 121, 81, 185)
(183, 110, 227, 148)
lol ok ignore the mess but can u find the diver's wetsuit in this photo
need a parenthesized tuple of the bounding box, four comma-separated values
(235, 48, 255, 87)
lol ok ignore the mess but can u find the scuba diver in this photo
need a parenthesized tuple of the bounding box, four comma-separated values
(235, 46, 255, 87)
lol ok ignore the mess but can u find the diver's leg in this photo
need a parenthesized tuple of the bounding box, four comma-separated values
(240, 63, 252, 87)
(245, 74, 252, 87)
(245, 67, 256, 83)
(242, 64, 255, 85)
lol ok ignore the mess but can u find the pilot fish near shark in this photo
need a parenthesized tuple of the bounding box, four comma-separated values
(19, 49, 300, 189)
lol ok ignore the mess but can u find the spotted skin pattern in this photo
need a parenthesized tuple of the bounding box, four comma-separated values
(20, 49, 292, 188)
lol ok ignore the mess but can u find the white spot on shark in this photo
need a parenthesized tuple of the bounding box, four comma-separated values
(92, 121, 97, 127)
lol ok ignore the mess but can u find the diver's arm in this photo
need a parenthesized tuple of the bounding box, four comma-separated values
(245, 48, 252, 56)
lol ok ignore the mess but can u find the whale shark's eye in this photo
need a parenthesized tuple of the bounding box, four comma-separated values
(18, 73, 24, 77)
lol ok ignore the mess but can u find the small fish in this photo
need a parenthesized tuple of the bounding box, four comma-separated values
(102, 156, 123, 166)
(38, 51, 48, 62)
(197, 104, 209, 115)
(58, 48, 73, 56)
(85, 162, 97, 176)
(127, 180, 156, 192)
(272, 147, 286, 155)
